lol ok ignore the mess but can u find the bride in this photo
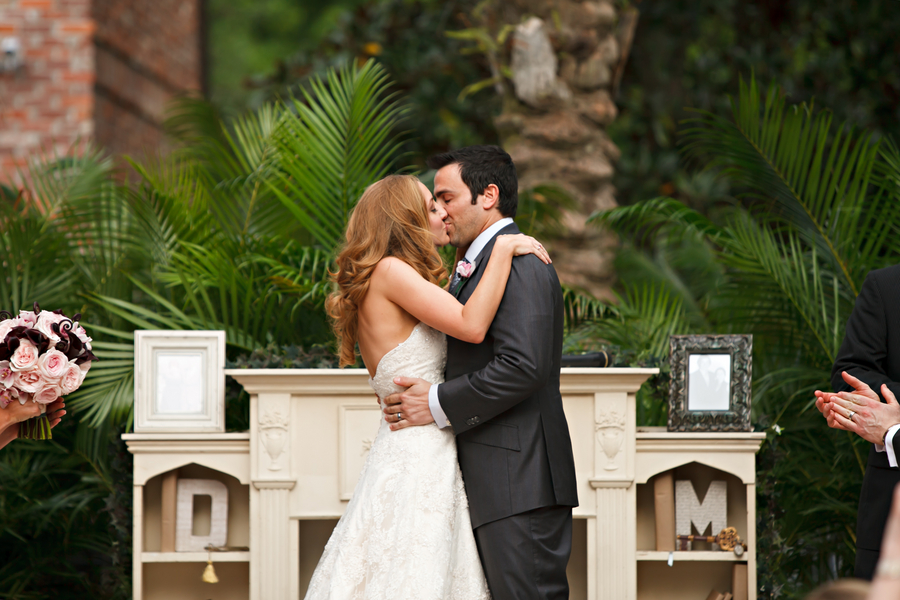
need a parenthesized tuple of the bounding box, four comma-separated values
(303, 174, 549, 599)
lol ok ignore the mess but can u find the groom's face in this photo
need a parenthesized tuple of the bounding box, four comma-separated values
(434, 163, 483, 249)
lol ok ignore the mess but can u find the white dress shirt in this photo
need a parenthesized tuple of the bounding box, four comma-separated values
(876, 423, 900, 468)
(429, 217, 515, 428)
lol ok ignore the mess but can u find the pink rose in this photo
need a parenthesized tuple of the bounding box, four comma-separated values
(15, 368, 42, 394)
(35, 311, 65, 343)
(0, 361, 14, 388)
(10, 340, 39, 372)
(33, 383, 60, 405)
(0, 320, 14, 344)
(37, 349, 68, 380)
(455, 260, 475, 278)
(59, 361, 86, 395)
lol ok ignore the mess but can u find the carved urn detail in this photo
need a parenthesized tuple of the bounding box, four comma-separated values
(259, 410, 289, 471)
(595, 406, 626, 471)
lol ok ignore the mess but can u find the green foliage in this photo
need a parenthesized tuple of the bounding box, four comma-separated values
(611, 0, 900, 211)
(210, 0, 500, 169)
(206, 0, 370, 113)
(74, 60, 404, 431)
(268, 60, 409, 250)
(589, 76, 893, 596)
(0, 424, 131, 600)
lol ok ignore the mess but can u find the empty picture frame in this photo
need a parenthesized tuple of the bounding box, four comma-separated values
(668, 335, 752, 432)
(134, 330, 226, 433)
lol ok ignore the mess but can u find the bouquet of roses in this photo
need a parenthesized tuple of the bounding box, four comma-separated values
(0, 303, 97, 439)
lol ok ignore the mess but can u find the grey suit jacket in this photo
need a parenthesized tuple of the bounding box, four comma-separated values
(438, 222, 578, 528)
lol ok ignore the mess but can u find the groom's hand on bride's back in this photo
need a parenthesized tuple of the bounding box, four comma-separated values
(383, 377, 434, 431)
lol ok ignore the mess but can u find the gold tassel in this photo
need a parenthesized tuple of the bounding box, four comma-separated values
(202, 559, 219, 584)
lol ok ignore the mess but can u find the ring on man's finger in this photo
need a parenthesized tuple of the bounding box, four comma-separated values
(397, 412, 403, 421)
(848, 410, 855, 422)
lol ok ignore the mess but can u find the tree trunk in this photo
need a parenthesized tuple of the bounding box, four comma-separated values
(492, 0, 637, 299)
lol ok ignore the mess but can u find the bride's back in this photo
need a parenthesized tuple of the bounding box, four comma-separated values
(357, 258, 422, 378)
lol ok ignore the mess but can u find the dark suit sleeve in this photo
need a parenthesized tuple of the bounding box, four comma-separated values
(437, 255, 556, 432)
(832, 272, 900, 401)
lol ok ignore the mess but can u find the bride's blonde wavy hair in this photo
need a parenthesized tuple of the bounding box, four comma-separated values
(327, 175, 448, 367)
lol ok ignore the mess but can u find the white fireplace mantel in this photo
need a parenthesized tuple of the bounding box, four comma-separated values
(125, 366, 764, 600)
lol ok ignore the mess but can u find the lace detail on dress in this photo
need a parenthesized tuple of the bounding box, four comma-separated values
(304, 323, 490, 600)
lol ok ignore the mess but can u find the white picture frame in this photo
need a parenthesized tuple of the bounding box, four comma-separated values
(134, 330, 226, 433)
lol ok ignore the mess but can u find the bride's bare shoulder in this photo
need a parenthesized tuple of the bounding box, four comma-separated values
(371, 256, 416, 281)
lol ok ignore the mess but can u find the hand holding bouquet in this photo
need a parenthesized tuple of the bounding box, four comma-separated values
(0, 303, 97, 440)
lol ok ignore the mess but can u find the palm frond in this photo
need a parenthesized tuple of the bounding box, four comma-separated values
(268, 59, 409, 250)
(681, 75, 886, 295)
(589, 196, 727, 244)
(715, 212, 848, 364)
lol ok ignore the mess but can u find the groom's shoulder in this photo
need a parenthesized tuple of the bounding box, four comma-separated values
(866, 264, 900, 301)
(510, 252, 561, 292)
(869, 264, 900, 281)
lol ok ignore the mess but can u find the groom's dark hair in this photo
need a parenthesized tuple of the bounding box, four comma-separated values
(427, 145, 518, 218)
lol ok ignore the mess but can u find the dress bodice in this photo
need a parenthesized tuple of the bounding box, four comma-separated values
(368, 322, 447, 399)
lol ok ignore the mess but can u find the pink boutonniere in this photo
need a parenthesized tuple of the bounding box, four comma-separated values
(456, 260, 475, 279)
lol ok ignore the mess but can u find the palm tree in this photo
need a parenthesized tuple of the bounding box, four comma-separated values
(585, 76, 899, 595)
(448, 0, 639, 299)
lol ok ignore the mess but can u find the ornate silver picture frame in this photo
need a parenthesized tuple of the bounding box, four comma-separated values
(134, 330, 226, 433)
(668, 334, 752, 432)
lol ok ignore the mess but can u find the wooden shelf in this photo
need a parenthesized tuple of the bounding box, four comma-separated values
(636, 551, 747, 562)
(142, 551, 250, 563)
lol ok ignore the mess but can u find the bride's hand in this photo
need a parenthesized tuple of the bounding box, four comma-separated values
(0, 398, 42, 439)
(497, 234, 551, 264)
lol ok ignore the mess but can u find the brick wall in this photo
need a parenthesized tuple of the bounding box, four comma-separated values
(0, 0, 95, 174)
(0, 0, 203, 178)
(92, 0, 203, 161)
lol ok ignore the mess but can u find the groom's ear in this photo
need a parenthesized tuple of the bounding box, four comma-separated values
(480, 183, 500, 211)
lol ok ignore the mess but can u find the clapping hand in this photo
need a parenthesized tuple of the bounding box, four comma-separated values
(814, 371, 900, 445)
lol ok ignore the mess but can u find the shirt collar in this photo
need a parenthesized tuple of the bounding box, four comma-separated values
(464, 217, 514, 264)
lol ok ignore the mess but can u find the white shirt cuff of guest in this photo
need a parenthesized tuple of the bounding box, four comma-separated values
(429, 384, 451, 429)
(878, 424, 900, 468)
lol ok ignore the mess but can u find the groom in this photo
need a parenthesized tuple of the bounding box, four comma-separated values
(383, 145, 578, 598)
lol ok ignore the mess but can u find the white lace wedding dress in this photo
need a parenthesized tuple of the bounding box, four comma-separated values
(304, 322, 491, 600)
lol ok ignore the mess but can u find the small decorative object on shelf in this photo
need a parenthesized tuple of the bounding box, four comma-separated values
(0, 303, 97, 439)
(668, 334, 753, 432)
(676, 479, 726, 549)
(201, 545, 251, 584)
(134, 330, 225, 433)
(560, 351, 611, 367)
(175, 479, 229, 552)
(653, 472, 676, 551)
(677, 527, 748, 557)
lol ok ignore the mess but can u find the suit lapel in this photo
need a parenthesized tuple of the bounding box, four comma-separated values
(456, 222, 520, 304)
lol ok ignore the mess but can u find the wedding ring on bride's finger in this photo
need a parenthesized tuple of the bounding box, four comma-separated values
(397, 412, 403, 421)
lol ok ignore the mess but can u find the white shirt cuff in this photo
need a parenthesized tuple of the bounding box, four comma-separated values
(885, 424, 900, 468)
(429, 384, 451, 429)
